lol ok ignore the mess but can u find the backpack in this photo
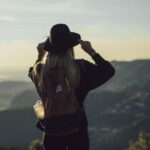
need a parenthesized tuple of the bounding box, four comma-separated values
(33, 64, 84, 136)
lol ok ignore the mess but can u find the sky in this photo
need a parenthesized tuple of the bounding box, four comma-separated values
(0, 0, 150, 69)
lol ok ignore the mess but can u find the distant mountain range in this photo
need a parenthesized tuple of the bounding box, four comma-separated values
(0, 59, 150, 150)
(100, 59, 150, 91)
(0, 81, 34, 110)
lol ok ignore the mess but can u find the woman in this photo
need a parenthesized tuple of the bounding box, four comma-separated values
(28, 24, 115, 150)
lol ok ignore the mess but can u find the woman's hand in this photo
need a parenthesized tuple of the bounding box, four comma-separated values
(37, 42, 46, 60)
(78, 39, 97, 57)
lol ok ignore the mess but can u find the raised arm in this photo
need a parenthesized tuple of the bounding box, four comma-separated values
(78, 39, 115, 91)
(28, 42, 46, 81)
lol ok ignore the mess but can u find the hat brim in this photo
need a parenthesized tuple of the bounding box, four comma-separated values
(44, 32, 81, 54)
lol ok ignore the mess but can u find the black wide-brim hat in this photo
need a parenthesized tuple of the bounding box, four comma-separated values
(44, 24, 81, 55)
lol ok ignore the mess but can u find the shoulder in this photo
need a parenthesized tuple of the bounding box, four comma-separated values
(74, 59, 86, 71)
(74, 59, 95, 71)
(74, 59, 94, 79)
(74, 58, 91, 66)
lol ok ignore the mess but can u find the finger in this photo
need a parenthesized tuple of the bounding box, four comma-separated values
(77, 39, 84, 43)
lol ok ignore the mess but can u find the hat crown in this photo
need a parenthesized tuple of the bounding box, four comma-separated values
(51, 24, 71, 41)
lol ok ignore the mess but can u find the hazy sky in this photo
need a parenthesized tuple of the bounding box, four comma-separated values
(0, 0, 150, 69)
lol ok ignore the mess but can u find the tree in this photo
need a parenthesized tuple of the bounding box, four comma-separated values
(127, 132, 150, 150)
(29, 139, 43, 150)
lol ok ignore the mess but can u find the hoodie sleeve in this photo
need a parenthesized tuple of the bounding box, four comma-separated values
(83, 53, 115, 91)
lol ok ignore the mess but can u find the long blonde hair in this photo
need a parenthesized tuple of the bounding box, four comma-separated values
(33, 48, 80, 93)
